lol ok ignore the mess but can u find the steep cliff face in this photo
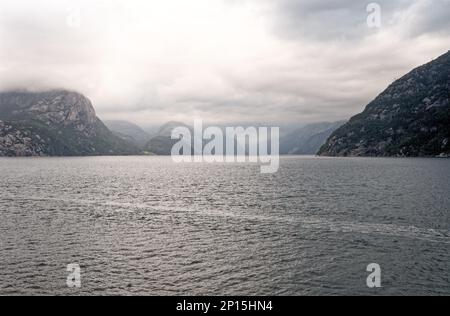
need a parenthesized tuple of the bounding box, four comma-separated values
(0, 121, 47, 156)
(319, 51, 450, 157)
(0, 90, 97, 131)
(0, 90, 139, 156)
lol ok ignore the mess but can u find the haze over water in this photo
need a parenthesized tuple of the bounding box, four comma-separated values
(1, 156, 449, 295)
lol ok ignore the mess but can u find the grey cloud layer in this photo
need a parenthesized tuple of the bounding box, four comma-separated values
(268, 0, 450, 40)
(0, 0, 449, 125)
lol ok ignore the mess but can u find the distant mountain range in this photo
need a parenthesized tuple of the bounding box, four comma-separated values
(104, 120, 151, 147)
(135, 121, 343, 156)
(319, 50, 450, 157)
(280, 121, 345, 155)
(2, 49, 449, 160)
(0, 90, 139, 156)
(144, 121, 192, 155)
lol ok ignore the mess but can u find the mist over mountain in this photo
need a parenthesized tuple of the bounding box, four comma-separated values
(104, 120, 151, 147)
(144, 121, 270, 156)
(144, 122, 191, 155)
(280, 121, 346, 155)
(139, 120, 344, 156)
(0, 90, 139, 156)
(0, 92, 344, 158)
(319, 50, 450, 157)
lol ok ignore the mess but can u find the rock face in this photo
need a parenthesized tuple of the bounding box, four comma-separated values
(0, 90, 139, 156)
(0, 90, 97, 127)
(0, 121, 48, 156)
(319, 51, 450, 157)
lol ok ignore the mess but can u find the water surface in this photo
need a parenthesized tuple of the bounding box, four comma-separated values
(0, 156, 449, 295)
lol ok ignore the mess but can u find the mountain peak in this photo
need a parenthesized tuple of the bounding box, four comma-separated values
(157, 121, 190, 137)
(0, 90, 97, 128)
(319, 50, 450, 157)
(104, 120, 150, 147)
(0, 90, 139, 156)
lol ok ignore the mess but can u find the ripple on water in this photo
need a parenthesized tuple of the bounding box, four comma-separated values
(1, 156, 450, 295)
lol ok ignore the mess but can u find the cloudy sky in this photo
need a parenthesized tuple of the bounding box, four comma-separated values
(0, 0, 449, 126)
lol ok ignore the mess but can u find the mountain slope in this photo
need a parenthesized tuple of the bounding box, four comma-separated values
(280, 121, 345, 155)
(319, 51, 450, 157)
(145, 122, 191, 155)
(0, 90, 139, 156)
(145, 122, 252, 156)
(104, 120, 150, 147)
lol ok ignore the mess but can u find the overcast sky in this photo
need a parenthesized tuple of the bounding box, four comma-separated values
(0, 0, 449, 126)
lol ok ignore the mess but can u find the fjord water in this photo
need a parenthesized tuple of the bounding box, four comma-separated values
(0, 156, 449, 296)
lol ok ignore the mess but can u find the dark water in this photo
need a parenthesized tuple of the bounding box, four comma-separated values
(0, 156, 449, 296)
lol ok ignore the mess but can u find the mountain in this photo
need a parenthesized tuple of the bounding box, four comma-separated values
(145, 121, 191, 155)
(319, 51, 450, 157)
(280, 121, 345, 155)
(0, 90, 139, 156)
(104, 120, 150, 147)
(145, 122, 256, 156)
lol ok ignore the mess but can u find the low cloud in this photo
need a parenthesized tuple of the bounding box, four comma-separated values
(0, 0, 449, 125)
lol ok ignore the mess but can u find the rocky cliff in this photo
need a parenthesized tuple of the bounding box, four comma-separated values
(0, 121, 48, 156)
(319, 51, 450, 157)
(0, 90, 139, 156)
